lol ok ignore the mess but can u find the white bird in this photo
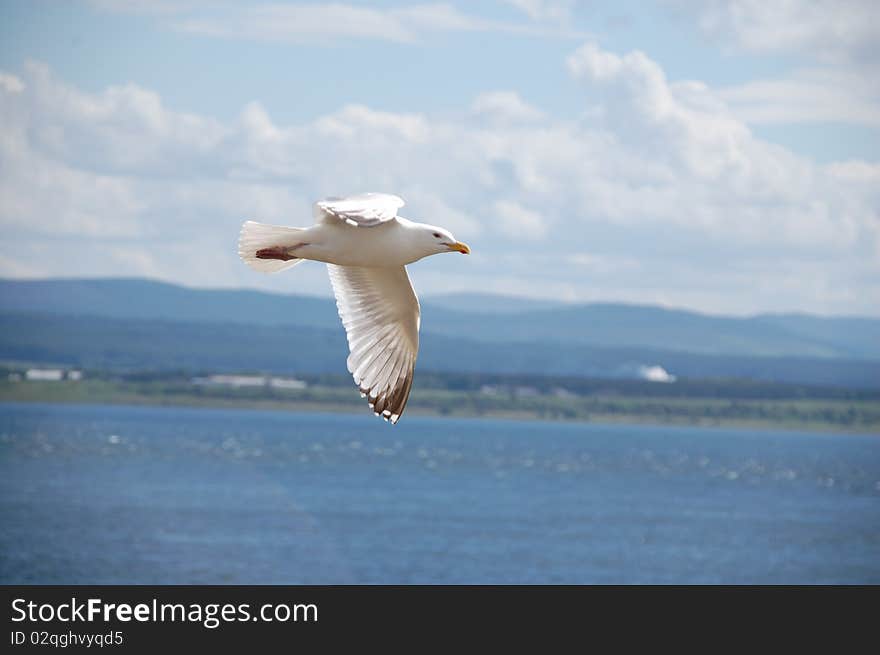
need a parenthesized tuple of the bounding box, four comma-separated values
(238, 192, 470, 424)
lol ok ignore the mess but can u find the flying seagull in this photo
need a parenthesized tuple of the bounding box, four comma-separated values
(238, 193, 470, 424)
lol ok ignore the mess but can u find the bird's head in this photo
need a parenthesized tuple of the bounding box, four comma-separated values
(416, 223, 470, 258)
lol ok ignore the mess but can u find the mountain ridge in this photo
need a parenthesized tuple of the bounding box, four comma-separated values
(1, 277, 878, 360)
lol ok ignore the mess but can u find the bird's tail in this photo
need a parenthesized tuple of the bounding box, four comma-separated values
(238, 221, 307, 273)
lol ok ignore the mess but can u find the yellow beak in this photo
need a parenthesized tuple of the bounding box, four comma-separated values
(448, 241, 471, 254)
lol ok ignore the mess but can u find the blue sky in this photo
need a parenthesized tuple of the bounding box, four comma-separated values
(1, 0, 878, 315)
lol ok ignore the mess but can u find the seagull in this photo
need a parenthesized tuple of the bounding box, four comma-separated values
(238, 193, 470, 424)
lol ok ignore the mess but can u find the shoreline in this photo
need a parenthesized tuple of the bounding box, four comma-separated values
(2, 381, 878, 435)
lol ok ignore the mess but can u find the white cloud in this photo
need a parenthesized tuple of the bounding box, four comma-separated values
(1, 48, 878, 315)
(494, 200, 547, 239)
(93, 1, 586, 44)
(175, 4, 418, 44)
(502, 0, 575, 24)
(691, 0, 880, 64)
(567, 253, 640, 275)
(315, 104, 431, 143)
(565, 42, 877, 252)
(681, 1, 880, 129)
(89, 0, 216, 14)
(826, 160, 880, 185)
(0, 73, 24, 94)
(718, 69, 880, 127)
(722, 85, 880, 130)
(471, 91, 545, 123)
(17, 60, 227, 177)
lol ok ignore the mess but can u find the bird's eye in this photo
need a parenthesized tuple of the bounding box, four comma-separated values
(432, 232, 441, 238)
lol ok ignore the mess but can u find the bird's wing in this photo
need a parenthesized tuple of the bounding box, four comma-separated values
(328, 264, 420, 424)
(314, 193, 405, 227)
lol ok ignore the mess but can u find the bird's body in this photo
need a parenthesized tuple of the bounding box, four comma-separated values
(238, 193, 470, 424)
(282, 216, 444, 268)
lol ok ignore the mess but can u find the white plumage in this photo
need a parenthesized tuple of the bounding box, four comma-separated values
(315, 192, 405, 227)
(238, 193, 470, 424)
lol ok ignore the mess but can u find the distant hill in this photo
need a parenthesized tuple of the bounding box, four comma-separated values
(423, 292, 566, 314)
(2, 277, 877, 359)
(753, 314, 880, 360)
(3, 312, 879, 389)
(0, 277, 340, 329)
(422, 304, 876, 359)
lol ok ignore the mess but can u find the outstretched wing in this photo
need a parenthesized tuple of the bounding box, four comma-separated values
(327, 264, 420, 424)
(315, 193, 405, 227)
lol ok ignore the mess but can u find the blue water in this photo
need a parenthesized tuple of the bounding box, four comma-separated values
(1, 402, 878, 584)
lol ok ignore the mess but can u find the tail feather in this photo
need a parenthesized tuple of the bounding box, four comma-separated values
(238, 221, 306, 273)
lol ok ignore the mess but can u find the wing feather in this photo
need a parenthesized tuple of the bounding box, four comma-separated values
(327, 264, 420, 424)
(315, 193, 405, 227)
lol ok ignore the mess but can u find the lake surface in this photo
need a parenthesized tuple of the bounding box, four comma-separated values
(1, 402, 878, 584)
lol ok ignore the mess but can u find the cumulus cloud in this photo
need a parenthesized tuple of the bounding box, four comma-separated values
(471, 91, 545, 123)
(1, 45, 878, 315)
(565, 42, 876, 253)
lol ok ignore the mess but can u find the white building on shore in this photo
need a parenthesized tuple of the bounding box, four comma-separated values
(191, 374, 307, 390)
(22, 368, 83, 381)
